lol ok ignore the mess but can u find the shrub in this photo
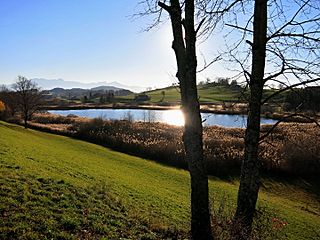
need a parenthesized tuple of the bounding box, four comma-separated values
(0, 100, 5, 112)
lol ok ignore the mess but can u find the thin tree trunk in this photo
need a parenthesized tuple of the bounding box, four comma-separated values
(184, 1, 212, 239)
(233, 0, 267, 238)
(24, 108, 28, 129)
(159, 1, 212, 239)
(24, 117, 28, 128)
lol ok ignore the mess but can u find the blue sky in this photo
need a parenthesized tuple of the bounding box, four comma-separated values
(0, 0, 224, 89)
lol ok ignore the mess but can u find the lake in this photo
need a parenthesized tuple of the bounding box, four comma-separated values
(48, 109, 277, 128)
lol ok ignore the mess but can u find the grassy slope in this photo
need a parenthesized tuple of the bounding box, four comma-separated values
(120, 85, 242, 103)
(119, 84, 286, 104)
(0, 121, 319, 239)
(197, 85, 242, 102)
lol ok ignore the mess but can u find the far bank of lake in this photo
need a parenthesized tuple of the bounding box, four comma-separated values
(48, 108, 277, 128)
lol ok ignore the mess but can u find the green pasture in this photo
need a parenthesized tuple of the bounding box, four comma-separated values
(0, 121, 318, 239)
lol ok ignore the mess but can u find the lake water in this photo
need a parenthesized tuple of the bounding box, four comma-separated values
(48, 109, 277, 128)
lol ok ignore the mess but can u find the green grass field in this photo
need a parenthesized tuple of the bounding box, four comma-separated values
(0, 121, 319, 239)
(118, 84, 286, 105)
(119, 85, 243, 103)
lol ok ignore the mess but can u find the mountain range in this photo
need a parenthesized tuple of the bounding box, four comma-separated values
(31, 78, 144, 93)
(47, 87, 132, 99)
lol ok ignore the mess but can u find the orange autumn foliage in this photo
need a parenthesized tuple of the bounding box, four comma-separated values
(0, 101, 5, 112)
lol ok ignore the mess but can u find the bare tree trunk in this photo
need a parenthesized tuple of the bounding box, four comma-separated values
(24, 116, 28, 128)
(23, 105, 28, 129)
(24, 92, 30, 128)
(159, 1, 212, 239)
(233, 0, 267, 238)
(184, 2, 212, 238)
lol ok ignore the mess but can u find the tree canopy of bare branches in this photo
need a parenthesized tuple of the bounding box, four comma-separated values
(13, 76, 43, 128)
(208, 0, 320, 238)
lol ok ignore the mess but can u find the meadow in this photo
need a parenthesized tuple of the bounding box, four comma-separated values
(0, 121, 320, 239)
(118, 84, 286, 106)
(118, 85, 242, 104)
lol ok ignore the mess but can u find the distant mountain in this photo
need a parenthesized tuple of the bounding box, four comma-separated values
(32, 78, 144, 93)
(47, 87, 133, 99)
(91, 86, 122, 91)
(106, 81, 145, 93)
(49, 88, 88, 97)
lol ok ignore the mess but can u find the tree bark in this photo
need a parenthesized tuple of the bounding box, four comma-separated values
(159, 1, 213, 239)
(233, 0, 267, 238)
(24, 115, 28, 128)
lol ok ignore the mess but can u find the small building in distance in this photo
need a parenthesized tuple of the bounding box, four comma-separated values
(134, 94, 150, 102)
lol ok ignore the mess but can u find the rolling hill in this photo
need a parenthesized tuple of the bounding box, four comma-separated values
(120, 83, 286, 104)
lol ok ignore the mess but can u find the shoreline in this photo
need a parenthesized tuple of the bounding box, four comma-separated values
(40, 103, 318, 123)
(41, 102, 248, 115)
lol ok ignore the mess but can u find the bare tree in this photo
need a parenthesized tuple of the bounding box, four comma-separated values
(158, 1, 213, 238)
(230, 1, 268, 237)
(205, 0, 320, 238)
(13, 76, 43, 128)
(137, 0, 224, 238)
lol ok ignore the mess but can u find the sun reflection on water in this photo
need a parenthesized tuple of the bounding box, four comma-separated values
(161, 109, 185, 126)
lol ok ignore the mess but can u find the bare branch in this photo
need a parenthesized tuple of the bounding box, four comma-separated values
(204, 0, 243, 15)
(267, 0, 311, 41)
(158, 1, 171, 13)
(197, 55, 221, 73)
(196, 18, 206, 34)
(225, 23, 253, 33)
(260, 113, 320, 142)
(269, 33, 320, 42)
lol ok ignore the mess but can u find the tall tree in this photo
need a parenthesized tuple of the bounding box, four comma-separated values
(232, 0, 267, 237)
(13, 76, 43, 128)
(196, 0, 320, 237)
(139, 0, 223, 238)
(215, 0, 320, 238)
(159, 1, 212, 238)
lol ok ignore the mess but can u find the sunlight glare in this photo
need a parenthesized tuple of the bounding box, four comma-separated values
(162, 110, 185, 126)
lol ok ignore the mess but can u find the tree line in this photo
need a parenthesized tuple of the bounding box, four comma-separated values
(285, 86, 320, 112)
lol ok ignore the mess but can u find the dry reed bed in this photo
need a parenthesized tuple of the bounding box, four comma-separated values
(29, 113, 320, 177)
